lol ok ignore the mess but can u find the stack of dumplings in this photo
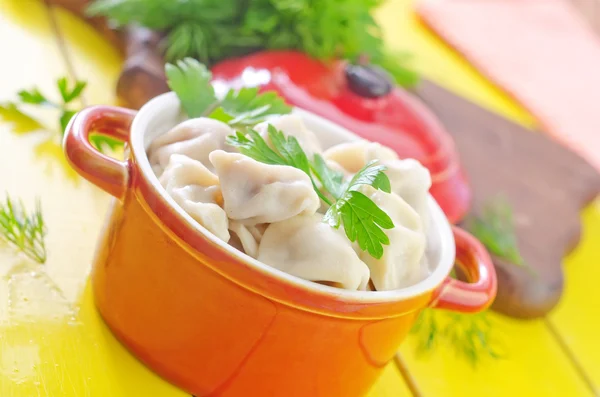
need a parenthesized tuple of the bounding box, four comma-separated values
(148, 114, 433, 291)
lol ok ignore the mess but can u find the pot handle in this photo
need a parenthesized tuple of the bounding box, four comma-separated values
(64, 106, 137, 199)
(430, 226, 497, 313)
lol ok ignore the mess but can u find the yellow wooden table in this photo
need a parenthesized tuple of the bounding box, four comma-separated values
(1, 0, 598, 395)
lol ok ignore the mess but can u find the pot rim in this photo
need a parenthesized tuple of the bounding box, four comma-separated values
(130, 91, 456, 304)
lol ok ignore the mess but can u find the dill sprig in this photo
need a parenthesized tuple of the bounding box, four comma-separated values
(411, 197, 526, 365)
(0, 195, 47, 264)
(411, 309, 504, 366)
(467, 196, 525, 266)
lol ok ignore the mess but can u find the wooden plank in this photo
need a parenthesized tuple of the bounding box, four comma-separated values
(0, 1, 187, 395)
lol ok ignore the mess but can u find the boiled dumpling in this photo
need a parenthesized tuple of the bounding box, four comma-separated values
(148, 117, 234, 176)
(254, 114, 322, 157)
(159, 154, 230, 242)
(383, 159, 432, 227)
(258, 214, 370, 290)
(209, 150, 320, 225)
(358, 188, 427, 290)
(228, 222, 266, 258)
(323, 140, 398, 173)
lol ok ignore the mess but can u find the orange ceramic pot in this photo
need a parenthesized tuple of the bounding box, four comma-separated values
(64, 93, 497, 397)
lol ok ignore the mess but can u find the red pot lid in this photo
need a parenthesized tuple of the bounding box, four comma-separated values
(211, 51, 471, 223)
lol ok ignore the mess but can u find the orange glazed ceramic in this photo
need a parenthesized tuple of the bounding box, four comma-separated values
(63, 93, 497, 397)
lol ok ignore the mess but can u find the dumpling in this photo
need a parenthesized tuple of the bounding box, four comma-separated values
(228, 222, 266, 258)
(209, 150, 320, 225)
(254, 114, 322, 157)
(358, 188, 427, 291)
(383, 159, 432, 227)
(159, 154, 230, 242)
(323, 140, 398, 173)
(258, 214, 370, 290)
(148, 117, 234, 176)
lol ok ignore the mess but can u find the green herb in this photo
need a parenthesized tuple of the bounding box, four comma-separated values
(467, 197, 526, 266)
(0, 195, 47, 264)
(214, 88, 293, 126)
(3, 78, 121, 152)
(227, 127, 394, 259)
(18, 78, 87, 133)
(87, 0, 419, 87)
(322, 161, 394, 258)
(165, 59, 217, 117)
(165, 58, 292, 127)
(410, 308, 504, 366)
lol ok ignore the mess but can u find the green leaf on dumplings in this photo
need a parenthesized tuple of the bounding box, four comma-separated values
(346, 160, 391, 193)
(166, 57, 218, 118)
(311, 154, 345, 199)
(226, 129, 285, 166)
(325, 190, 393, 259)
(267, 124, 311, 175)
(165, 58, 291, 125)
(218, 88, 292, 127)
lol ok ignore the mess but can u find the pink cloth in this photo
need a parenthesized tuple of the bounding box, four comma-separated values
(418, 0, 600, 171)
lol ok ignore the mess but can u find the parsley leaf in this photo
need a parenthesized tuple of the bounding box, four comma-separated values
(311, 154, 345, 199)
(267, 124, 310, 174)
(338, 190, 393, 259)
(57, 78, 87, 104)
(323, 161, 394, 259)
(346, 160, 391, 193)
(4, 77, 120, 154)
(165, 58, 292, 124)
(18, 88, 48, 105)
(226, 129, 284, 165)
(216, 88, 292, 127)
(59, 110, 77, 133)
(165, 58, 218, 118)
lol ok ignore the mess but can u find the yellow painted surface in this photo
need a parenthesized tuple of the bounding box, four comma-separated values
(550, 201, 600, 392)
(1, 0, 598, 396)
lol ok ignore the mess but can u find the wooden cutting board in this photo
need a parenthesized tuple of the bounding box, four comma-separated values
(417, 81, 600, 318)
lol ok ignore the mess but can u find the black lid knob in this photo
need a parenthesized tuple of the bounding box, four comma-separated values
(345, 64, 393, 98)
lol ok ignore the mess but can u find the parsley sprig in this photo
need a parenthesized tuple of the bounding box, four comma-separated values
(1, 78, 121, 152)
(88, 0, 419, 87)
(166, 58, 291, 126)
(166, 58, 395, 258)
